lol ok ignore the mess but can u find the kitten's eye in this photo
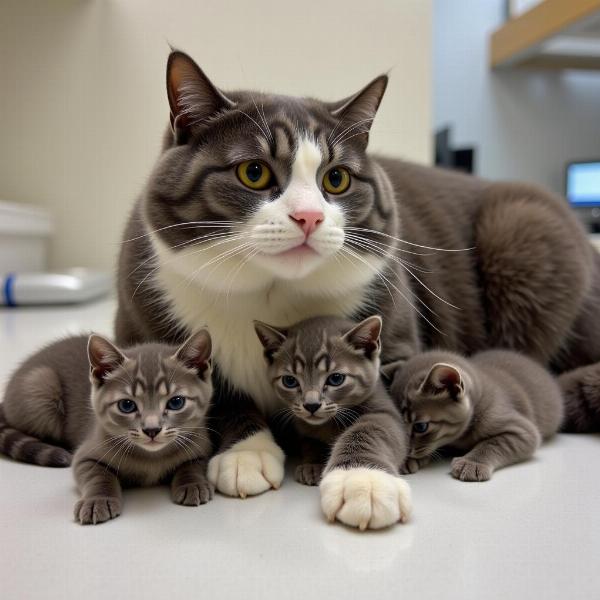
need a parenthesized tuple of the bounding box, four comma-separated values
(413, 421, 429, 434)
(323, 167, 350, 194)
(326, 372, 346, 386)
(281, 375, 299, 389)
(236, 160, 272, 190)
(117, 399, 137, 414)
(166, 395, 186, 411)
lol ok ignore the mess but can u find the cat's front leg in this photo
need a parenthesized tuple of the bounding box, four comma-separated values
(451, 417, 541, 482)
(73, 457, 123, 525)
(320, 411, 412, 531)
(171, 459, 214, 506)
(207, 392, 285, 498)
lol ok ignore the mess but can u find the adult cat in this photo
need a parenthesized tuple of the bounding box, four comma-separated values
(115, 51, 600, 529)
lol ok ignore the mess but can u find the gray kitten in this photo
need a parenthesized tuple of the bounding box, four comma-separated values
(254, 315, 411, 529)
(392, 349, 564, 481)
(0, 331, 214, 524)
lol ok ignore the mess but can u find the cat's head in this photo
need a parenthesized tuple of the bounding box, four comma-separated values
(145, 51, 396, 295)
(87, 330, 213, 453)
(400, 361, 472, 459)
(254, 315, 382, 425)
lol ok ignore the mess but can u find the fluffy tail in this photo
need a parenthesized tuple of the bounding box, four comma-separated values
(558, 364, 600, 433)
(0, 404, 72, 467)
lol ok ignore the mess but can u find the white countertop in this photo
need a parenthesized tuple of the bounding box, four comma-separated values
(1, 299, 599, 600)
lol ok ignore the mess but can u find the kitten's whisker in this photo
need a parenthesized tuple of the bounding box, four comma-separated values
(122, 221, 241, 243)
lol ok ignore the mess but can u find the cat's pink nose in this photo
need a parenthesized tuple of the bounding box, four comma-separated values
(290, 211, 324, 237)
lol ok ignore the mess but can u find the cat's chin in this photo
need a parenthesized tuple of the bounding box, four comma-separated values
(253, 247, 328, 280)
(137, 440, 170, 453)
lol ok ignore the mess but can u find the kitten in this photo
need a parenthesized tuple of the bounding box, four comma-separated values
(391, 349, 564, 481)
(0, 331, 214, 524)
(254, 315, 411, 529)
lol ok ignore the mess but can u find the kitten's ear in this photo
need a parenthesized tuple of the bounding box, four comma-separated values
(175, 329, 212, 380)
(343, 315, 382, 359)
(253, 321, 288, 364)
(421, 363, 464, 400)
(328, 74, 388, 148)
(87, 335, 126, 385)
(166, 50, 235, 142)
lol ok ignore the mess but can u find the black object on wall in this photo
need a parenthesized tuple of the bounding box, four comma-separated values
(435, 126, 476, 174)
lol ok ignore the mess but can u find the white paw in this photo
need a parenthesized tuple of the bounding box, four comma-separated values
(208, 430, 285, 498)
(319, 467, 412, 530)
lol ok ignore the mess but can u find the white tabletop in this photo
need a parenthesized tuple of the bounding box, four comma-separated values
(1, 299, 599, 600)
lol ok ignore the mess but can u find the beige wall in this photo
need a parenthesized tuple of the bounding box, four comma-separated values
(0, 0, 432, 271)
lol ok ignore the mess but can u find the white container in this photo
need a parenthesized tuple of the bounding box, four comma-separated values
(0, 201, 53, 274)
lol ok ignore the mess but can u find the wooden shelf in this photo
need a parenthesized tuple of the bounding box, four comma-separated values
(490, 0, 600, 69)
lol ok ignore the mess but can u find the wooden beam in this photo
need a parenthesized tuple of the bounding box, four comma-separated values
(490, 0, 600, 68)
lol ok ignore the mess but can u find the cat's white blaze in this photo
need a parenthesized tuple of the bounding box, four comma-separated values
(150, 136, 385, 414)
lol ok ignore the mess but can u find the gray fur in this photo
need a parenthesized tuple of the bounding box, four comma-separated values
(254, 316, 408, 485)
(0, 331, 214, 524)
(393, 349, 564, 481)
(109, 50, 599, 451)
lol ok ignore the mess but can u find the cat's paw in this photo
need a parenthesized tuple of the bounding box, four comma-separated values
(451, 457, 492, 482)
(320, 467, 412, 531)
(400, 456, 430, 475)
(295, 463, 323, 486)
(172, 479, 214, 506)
(208, 430, 285, 498)
(74, 496, 121, 525)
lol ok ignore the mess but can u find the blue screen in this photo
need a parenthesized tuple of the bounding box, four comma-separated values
(567, 162, 600, 207)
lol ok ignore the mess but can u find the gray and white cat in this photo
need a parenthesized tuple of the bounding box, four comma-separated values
(0, 331, 214, 524)
(254, 315, 411, 530)
(392, 350, 564, 481)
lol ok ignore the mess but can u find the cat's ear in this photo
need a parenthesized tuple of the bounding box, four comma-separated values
(175, 329, 212, 381)
(328, 74, 388, 148)
(87, 334, 126, 385)
(343, 315, 382, 359)
(421, 363, 464, 400)
(166, 50, 235, 143)
(253, 321, 288, 364)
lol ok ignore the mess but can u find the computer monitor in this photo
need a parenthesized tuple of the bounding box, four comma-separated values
(566, 160, 600, 232)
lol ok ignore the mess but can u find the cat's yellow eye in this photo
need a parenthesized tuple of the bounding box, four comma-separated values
(323, 166, 351, 194)
(236, 160, 272, 190)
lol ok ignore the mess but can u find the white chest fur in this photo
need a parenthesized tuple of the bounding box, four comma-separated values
(155, 261, 370, 414)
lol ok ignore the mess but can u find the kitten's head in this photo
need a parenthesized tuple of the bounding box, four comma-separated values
(254, 315, 382, 425)
(145, 50, 396, 294)
(400, 361, 472, 459)
(87, 330, 213, 453)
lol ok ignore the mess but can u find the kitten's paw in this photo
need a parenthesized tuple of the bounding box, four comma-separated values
(451, 457, 492, 482)
(295, 463, 323, 486)
(208, 430, 285, 498)
(400, 457, 428, 475)
(320, 468, 412, 531)
(74, 496, 121, 525)
(172, 479, 214, 506)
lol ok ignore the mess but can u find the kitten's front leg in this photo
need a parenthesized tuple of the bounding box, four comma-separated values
(451, 417, 541, 482)
(73, 457, 123, 525)
(320, 411, 412, 531)
(207, 391, 285, 498)
(171, 459, 214, 506)
(295, 438, 327, 486)
(400, 455, 431, 475)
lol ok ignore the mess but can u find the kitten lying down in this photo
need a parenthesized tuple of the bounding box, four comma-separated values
(254, 315, 412, 530)
(391, 350, 564, 481)
(0, 331, 214, 524)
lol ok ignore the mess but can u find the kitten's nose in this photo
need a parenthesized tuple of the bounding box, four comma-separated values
(303, 401, 321, 415)
(142, 427, 162, 439)
(290, 211, 324, 237)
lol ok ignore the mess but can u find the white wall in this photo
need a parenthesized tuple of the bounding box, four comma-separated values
(0, 0, 432, 271)
(434, 0, 600, 194)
